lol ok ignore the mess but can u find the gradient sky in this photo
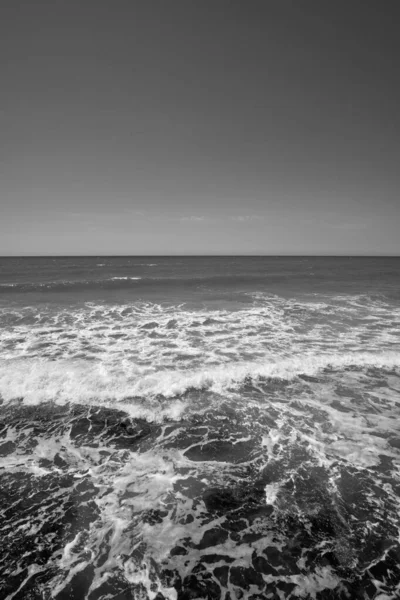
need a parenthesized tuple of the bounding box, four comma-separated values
(1, 0, 399, 255)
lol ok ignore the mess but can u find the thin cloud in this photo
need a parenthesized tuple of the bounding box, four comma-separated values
(230, 215, 264, 222)
(329, 221, 368, 231)
(177, 215, 206, 222)
(125, 209, 147, 217)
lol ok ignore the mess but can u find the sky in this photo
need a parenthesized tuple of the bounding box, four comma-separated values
(1, 0, 399, 255)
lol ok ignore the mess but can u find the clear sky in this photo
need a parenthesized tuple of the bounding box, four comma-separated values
(1, 0, 399, 255)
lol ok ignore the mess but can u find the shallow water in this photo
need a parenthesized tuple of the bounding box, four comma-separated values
(0, 256, 400, 599)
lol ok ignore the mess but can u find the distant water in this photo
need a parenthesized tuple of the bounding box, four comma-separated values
(0, 256, 400, 599)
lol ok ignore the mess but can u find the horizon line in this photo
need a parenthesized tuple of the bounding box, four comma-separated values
(1, 254, 399, 259)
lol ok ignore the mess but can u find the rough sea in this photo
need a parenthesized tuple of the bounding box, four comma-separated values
(0, 256, 399, 600)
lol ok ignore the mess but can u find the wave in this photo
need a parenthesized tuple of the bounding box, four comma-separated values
(1, 295, 399, 420)
(0, 272, 344, 292)
(96, 263, 157, 267)
(0, 277, 144, 290)
(1, 273, 399, 296)
(1, 295, 399, 376)
(111, 276, 142, 281)
(1, 351, 399, 418)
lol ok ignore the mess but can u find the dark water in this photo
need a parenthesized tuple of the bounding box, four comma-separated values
(0, 256, 400, 599)
(1, 256, 400, 299)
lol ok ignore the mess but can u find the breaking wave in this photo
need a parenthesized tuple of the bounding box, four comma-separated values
(1, 293, 399, 418)
(1, 277, 400, 599)
(0, 351, 399, 418)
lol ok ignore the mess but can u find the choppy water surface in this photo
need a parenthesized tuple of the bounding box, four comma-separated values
(0, 257, 400, 599)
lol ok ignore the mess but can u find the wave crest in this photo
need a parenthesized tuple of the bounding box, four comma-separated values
(1, 351, 399, 417)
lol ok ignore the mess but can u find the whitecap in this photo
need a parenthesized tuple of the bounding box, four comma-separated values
(110, 277, 142, 280)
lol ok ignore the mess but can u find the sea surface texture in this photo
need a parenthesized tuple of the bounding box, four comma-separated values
(0, 256, 400, 600)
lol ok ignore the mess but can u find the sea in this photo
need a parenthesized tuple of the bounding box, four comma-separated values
(0, 256, 399, 600)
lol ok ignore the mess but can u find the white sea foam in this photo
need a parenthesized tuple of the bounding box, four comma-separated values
(265, 482, 280, 504)
(2, 290, 400, 599)
(0, 294, 399, 413)
(0, 351, 399, 415)
(110, 277, 142, 280)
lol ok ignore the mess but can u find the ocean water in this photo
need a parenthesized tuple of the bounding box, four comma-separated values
(0, 256, 400, 600)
